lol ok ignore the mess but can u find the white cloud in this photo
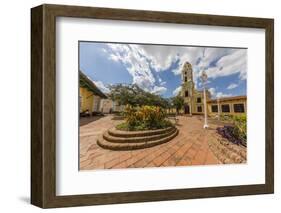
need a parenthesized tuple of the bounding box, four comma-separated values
(199, 48, 233, 70)
(216, 92, 233, 98)
(208, 87, 216, 97)
(108, 44, 206, 91)
(151, 86, 167, 95)
(169, 47, 244, 89)
(208, 87, 232, 98)
(173, 86, 182, 96)
(94, 81, 110, 94)
(204, 49, 247, 80)
(227, 83, 238, 90)
(171, 67, 181, 75)
(140, 45, 179, 72)
(109, 54, 120, 62)
(106, 44, 156, 92)
(104, 43, 247, 95)
(158, 78, 166, 86)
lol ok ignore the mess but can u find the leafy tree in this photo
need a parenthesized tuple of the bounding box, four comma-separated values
(109, 84, 169, 108)
(172, 95, 184, 114)
(164, 98, 174, 114)
(109, 84, 139, 106)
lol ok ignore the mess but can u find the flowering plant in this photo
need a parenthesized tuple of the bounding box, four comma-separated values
(118, 105, 171, 131)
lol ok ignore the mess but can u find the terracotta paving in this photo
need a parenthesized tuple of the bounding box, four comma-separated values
(80, 115, 225, 170)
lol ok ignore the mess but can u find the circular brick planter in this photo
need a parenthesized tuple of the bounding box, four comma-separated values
(97, 126, 179, 150)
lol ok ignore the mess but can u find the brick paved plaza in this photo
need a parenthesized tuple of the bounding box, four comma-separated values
(79, 114, 243, 170)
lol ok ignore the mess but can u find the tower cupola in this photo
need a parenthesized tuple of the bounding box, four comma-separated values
(182, 62, 193, 83)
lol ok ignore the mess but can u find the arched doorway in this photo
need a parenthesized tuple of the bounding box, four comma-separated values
(184, 104, 190, 114)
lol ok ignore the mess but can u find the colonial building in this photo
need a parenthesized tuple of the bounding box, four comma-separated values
(179, 62, 247, 116)
(79, 70, 107, 116)
(207, 96, 247, 116)
(100, 98, 125, 114)
(180, 62, 210, 115)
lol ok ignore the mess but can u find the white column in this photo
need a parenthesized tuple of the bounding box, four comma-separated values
(203, 86, 208, 129)
(200, 70, 208, 129)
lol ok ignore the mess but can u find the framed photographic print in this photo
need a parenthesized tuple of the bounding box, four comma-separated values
(31, 4, 274, 208)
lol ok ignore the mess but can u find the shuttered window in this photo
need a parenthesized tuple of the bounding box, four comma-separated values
(234, 104, 245, 113)
(221, 104, 230, 113)
(211, 105, 218, 112)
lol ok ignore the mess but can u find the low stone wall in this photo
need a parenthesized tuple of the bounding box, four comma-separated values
(97, 126, 178, 150)
(208, 132, 246, 164)
(108, 126, 175, 138)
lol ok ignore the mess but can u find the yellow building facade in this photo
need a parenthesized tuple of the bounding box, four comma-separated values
(100, 98, 125, 114)
(180, 62, 211, 115)
(207, 96, 247, 117)
(179, 62, 247, 116)
(80, 87, 94, 113)
(79, 71, 107, 115)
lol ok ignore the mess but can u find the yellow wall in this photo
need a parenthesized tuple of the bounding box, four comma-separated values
(207, 99, 247, 117)
(100, 99, 113, 113)
(79, 87, 94, 113)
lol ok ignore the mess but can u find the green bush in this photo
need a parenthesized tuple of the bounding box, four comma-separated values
(117, 105, 173, 131)
(232, 114, 247, 144)
(217, 114, 247, 146)
(220, 114, 234, 121)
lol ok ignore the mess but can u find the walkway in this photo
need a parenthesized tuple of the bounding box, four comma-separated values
(80, 115, 230, 170)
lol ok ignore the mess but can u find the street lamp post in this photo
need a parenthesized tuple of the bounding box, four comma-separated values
(190, 85, 192, 116)
(201, 70, 209, 129)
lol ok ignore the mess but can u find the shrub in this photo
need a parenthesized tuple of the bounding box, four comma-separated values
(217, 114, 247, 146)
(117, 105, 172, 131)
(221, 114, 234, 121)
(232, 115, 247, 144)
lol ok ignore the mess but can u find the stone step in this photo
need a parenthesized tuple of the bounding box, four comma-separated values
(107, 126, 175, 138)
(216, 144, 245, 163)
(208, 136, 246, 164)
(210, 132, 246, 160)
(218, 138, 247, 160)
(208, 143, 228, 164)
(103, 127, 177, 143)
(97, 129, 179, 151)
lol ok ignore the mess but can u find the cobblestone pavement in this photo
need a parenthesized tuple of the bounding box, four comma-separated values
(80, 115, 226, 170)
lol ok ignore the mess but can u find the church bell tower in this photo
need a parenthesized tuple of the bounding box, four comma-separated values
(181, 62, 194, 114)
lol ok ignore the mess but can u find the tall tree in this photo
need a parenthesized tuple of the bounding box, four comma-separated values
(172, 95, 184, 114)
(109, 84, 169, 108)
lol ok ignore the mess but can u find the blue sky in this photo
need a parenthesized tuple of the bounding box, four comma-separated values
(79, 42, 247, 99)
